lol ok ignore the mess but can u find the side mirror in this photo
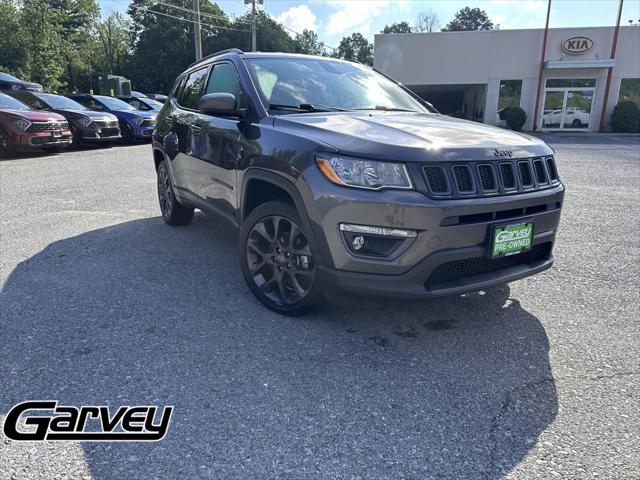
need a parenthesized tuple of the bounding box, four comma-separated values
(198, 93, 245, 117)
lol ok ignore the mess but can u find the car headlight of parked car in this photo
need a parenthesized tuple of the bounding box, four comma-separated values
(131, 115, 144, 126)
(316, 153, 413, 190)
(76, 116, 94, 129)
(13, 118, 31, 132)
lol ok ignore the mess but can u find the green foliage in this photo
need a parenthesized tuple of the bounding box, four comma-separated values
(95, 13, 131, 76)
(443, 7, 496, 31)
(505, 106, 527, 131)
(0, 0, 29, 76)
(295, 29, 326, 56)
(610, 100, 640, 133)
(380, 21, 412, 34)
(334, 32, 373, 66)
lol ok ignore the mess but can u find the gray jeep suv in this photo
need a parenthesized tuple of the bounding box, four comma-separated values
(152, 49, 564, 315)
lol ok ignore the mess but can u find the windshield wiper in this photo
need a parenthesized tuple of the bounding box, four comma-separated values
(354, 106, 418, 112)
(268, 103, 349, 113)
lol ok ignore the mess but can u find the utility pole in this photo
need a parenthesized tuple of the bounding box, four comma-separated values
(245, 0, 263, 52)
(193, 0, 202, 61)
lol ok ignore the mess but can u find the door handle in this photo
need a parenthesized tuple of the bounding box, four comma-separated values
(190, 125, 202, 135)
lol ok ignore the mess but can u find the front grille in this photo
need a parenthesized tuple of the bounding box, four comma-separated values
(27, 121, 68, 132)
(422, 157, 559, 199)
(99, 127, 120, 137)
(452, 165, 475, 193)
(424, 166, 450, 194)
(425, 243, 552, 286)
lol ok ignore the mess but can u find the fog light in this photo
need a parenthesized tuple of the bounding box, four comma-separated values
(339, 223, 417, 238)
(352, 235, 365, 251)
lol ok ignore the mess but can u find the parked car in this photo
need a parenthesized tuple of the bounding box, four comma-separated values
(0, 92, 72, 158)
(542, 108, 590, 128)
(5, 91, 121, 146)
(147, 94, 168, 102)
(118, 96, 164, 112)
(152, 50, 565, 315)
(0, 72, 43, 92)
(131, 91, 147, 98)
(65, 94, 156, 143)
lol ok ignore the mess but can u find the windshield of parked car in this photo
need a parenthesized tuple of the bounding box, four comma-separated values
(95, 95, 136, 111)
(37, 93, 87, 110)
(245, 57, 432, 114)
(143, 99, 163, 110)
(0, 93, 31, 110)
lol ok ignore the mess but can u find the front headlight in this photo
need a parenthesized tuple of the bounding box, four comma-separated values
(316, 153, 413, 190)
(131, 116, 143, 126)
(77, 117, 93, 128)
(13, 119, 31, 132)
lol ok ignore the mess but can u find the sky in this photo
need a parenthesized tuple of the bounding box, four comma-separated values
(99, 0, 640, 49)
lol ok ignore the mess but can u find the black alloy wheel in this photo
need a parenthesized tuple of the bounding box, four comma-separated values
(156, 160, 193, 226)
(241, 201, 321, 315)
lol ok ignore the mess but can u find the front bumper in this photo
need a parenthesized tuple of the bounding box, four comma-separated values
(19, 132, 72, 149)
(298, 166, 564, 298)
(132, 125, 154, 139)
(80, 127, 121, 142)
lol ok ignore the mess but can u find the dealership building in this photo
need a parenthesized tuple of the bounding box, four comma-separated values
(374, 26, 640, 131)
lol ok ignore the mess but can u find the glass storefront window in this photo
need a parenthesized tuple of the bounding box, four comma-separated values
(619, 78, 640, 105)
(497, 80, 522, 120)
(546, 78, 596, 88)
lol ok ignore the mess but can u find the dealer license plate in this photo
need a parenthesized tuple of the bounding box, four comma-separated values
(491, 222, 534, 258)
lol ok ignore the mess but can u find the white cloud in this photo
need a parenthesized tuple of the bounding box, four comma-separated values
(276, 5, 318, 37)
(323, 0, 394, 38)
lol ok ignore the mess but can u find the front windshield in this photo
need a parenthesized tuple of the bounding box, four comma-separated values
(245, 57, 431, 113)
(0, 93, 31, 110)
(0, 73, 21, 82)
(37, 93, 87, 110)
(95, 95, 136, 111)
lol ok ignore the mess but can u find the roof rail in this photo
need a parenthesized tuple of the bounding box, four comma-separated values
(188, 48, 244, 68)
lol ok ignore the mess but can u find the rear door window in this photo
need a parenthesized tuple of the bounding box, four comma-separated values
(178, 67, 209, 110)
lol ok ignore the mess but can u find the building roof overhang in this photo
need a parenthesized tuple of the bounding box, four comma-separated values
(544, 59, 616, 69)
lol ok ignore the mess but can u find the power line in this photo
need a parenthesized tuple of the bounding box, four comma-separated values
(155, 0, 250, 24)
(128, 4, 249, 32)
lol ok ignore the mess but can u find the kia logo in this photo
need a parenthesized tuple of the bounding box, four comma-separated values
(561, 36, 593, 55)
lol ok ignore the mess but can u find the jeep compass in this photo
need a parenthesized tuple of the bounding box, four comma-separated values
(152, 50, 564, 315)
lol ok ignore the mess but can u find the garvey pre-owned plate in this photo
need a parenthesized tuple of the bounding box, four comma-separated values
(491, 222, 534, 258)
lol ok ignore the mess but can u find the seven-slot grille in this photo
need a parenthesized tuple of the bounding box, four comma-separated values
(422, 157, 559, 199)
(27, 121, 68, 133)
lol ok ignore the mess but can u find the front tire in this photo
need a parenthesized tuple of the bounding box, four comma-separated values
(157, 160, 194, 226)
(120, 123, 133, 144)
(0, 129, 15, 159)
(240, 201, 323, 316)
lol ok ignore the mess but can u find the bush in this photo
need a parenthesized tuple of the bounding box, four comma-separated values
(610, 100, 640, 133)
(505, 106, 527, 131)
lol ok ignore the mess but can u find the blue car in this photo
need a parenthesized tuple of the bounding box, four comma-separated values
(65, 94, 156, 143)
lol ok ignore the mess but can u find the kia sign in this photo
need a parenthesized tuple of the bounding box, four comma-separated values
(561, 36, 593, 55)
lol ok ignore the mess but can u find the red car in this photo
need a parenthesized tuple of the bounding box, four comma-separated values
(0, 92, 72, 158)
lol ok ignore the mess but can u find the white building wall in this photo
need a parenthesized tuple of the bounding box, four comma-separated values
(375, 26, 640, 131)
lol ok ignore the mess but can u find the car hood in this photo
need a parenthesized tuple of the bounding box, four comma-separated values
(274, 112, 552, 162)
(53, 109, 118, 122)
(115, 109, 156, 119)
(1, 109, 66, 122)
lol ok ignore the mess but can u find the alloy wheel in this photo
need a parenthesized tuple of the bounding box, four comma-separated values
(157, 165, 173, 217)
(246, 215, 315, 305)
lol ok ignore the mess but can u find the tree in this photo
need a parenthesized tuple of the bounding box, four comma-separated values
(20, 0, 65, 91)
(127, 0, 233, 93)
(295, 29, 326, 56)
(380, 21, 412, 34)
(95, 13, 130, 76)
(335, 32, 373, 66)
(415, 9, 440, 33)
(226, 10, 295, 53)
(443, 7, 496, 31)
(0, 0, 29, 76)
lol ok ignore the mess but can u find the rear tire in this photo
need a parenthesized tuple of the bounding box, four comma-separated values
(157, 160, 194, 226)
(240, 201, 323, 316)
(0, 129, 15, 159)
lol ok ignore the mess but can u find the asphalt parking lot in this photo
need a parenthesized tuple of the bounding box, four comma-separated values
(1, 135, 639, 480)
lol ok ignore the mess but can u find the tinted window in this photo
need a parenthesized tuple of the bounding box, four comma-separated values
(245, 57, 430, 113)
(178, 67, 209, 110)
(94, 95, 136, 111)
(11, 93, 45, 109)
(206, 63, 244, 107)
